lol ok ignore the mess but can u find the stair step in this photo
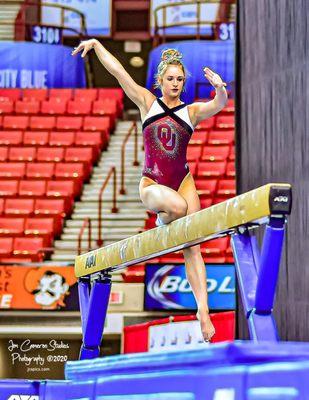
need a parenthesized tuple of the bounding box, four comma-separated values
(72, 211, 146, 218)
(62, 227, 141, 236)
(66, 219, 143, 228)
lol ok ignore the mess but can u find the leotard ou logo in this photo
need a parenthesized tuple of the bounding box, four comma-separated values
(157, 124, 176, 151)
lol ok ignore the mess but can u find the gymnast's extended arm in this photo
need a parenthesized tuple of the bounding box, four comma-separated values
(71, 39, 153, 110)
(189, 67, 228, 125)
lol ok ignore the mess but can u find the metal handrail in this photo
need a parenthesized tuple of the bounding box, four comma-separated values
(0, 0, 87, 41)
(153, 0, 235, 46)
(120, 121, 139, 195)
(78, 217, 92, 255)
(97, 166, 118, 247)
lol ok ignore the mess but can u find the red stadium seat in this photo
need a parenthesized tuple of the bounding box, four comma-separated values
(49, 131, 75, 147)
(195, 179, 217, 197)
(195, 116, 215, 130)
(4, 198, 35, 216)
(65, 146, 93, 162)
(64, 147, 93, 174)
(226, 161, 235, 177)
(92, 99, 117, 129)
(19, 180, 47, 197)
(18, 179, 46, 197)
(67, 100, 92, 115)
(0, 147, 8, 161)
(122, 264, 145, 283)
(0, 162, 26, 178)
(229, 146, 235, 161)
(54, 162, 84, 179)
(0, 180, 19, 197)
(201, 145, 230, 161)
(200, 237, 228, 263)
(92, 99, 117, 115)
(0, 130, 23, 145)
(216, 115, 235, 129)
(200, 198, 212, 209)
(26, 162, 55, 179)
(98, 88, 124, 101)
(37, 147, 64, 162)
(83, 116, 110, 133)
(213, 197, 228, 204)
(34, 199, 66, 233)
(208, 130, 234, 145)
(226, 245, 234, 263)
(49, 88, 73, 101)
(0, 89, 21, 101)
(23, 131, 49, 146)
(0, 237, 13, 257)
(41, 99, 67, 115)
(22, 89, 47, 101)
(3, 116, 29, 130)
(217, 179, 236, 197)
(15, 100, 40, 115)
(74, 88, 98, 101)
(196, 161, 227, 178)
(30, 116, 56, 130)
(54, 162, 85, 194)
(0, 98, 14, 114)
(190, 130, 208, 145)
(0, 198, 4, 214)
(0, 217, 24, 237)
(98, 88, 124, 117)
(56, 116, 83, 131)
(75, 131, 104, 155)
(13, 237, 45, 261)
(34, 198, 66, 218)
(24, 217, 55, 246)
(8, 147, 36, 162)
(46, 180, 75, 198)
(186, 144, 202, 161)
(188, 160, 197, 176)
(0, 147, 9, 162)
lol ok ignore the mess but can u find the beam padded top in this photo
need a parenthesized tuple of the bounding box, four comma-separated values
(75, 183, 291, 277)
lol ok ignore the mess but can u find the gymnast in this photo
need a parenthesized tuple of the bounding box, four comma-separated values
(72, 40, 227, 342)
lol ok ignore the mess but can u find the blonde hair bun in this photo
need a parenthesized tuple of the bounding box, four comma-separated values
(161, 49, 182, 62)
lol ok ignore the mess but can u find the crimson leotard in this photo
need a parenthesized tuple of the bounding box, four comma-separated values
(142, 98, 194, 191)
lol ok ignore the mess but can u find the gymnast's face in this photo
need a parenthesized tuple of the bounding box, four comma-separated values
(160, 65, 185, 99)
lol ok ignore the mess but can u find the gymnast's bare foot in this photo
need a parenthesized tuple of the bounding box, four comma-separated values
(196, 309, 215, 342)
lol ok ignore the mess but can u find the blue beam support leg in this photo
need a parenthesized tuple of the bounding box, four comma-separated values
(78, 273, 112, 360)
(231, 216, 286, 342)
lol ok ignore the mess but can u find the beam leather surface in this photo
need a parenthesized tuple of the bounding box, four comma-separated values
(75, 183, 291, 277)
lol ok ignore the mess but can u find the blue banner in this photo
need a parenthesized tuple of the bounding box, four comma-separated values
(146, 40, 234, 103)
(0, 42, 86, 89)
(145, 263, 236, 311)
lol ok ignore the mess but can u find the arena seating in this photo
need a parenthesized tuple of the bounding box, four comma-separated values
(0, 88, 121, 262)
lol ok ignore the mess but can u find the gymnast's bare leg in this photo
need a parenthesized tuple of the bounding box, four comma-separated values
(139, 173, 215, 342)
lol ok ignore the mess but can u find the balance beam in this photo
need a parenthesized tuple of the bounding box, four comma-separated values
(76, 182, 292, 359)
(75, 183, 292, 278)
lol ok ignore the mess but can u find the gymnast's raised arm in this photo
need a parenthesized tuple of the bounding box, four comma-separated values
(71, 39, 154, 113)
(189, 67, 228, 126)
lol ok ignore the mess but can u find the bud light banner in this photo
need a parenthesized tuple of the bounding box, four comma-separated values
(0, 42, 86, 89)
(145, 263, 235, 311)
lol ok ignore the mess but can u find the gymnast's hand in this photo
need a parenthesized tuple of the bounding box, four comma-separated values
(197, 309, 216, 342)
(71, 39, 98, 58)
(203, 67, 227, 89)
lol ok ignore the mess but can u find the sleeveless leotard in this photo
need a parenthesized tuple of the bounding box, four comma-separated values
(142, 98, 194, 192)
